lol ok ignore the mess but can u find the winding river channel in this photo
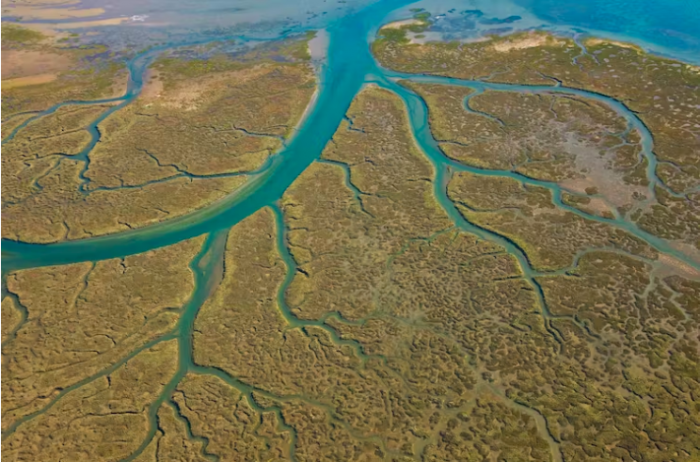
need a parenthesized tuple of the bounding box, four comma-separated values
(3, 1, 700, 459)
(3, 0, 699, 277)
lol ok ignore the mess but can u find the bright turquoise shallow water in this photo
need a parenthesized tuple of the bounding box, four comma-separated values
(514, 0, 700, 62)
(2, 0, 700, 273)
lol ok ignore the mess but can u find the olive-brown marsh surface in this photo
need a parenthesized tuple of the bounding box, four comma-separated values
(2, 3, 700, 461)
(2, 31, 316, 243)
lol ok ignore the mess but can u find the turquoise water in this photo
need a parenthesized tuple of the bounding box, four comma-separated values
(514, 0, 700, 63)
(2, 0, 699, 274)
(399, 0, 700, 64)
(3, 1, 699, 457)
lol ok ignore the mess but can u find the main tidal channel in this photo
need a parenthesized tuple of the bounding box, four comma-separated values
(2, 0, 699, 275)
